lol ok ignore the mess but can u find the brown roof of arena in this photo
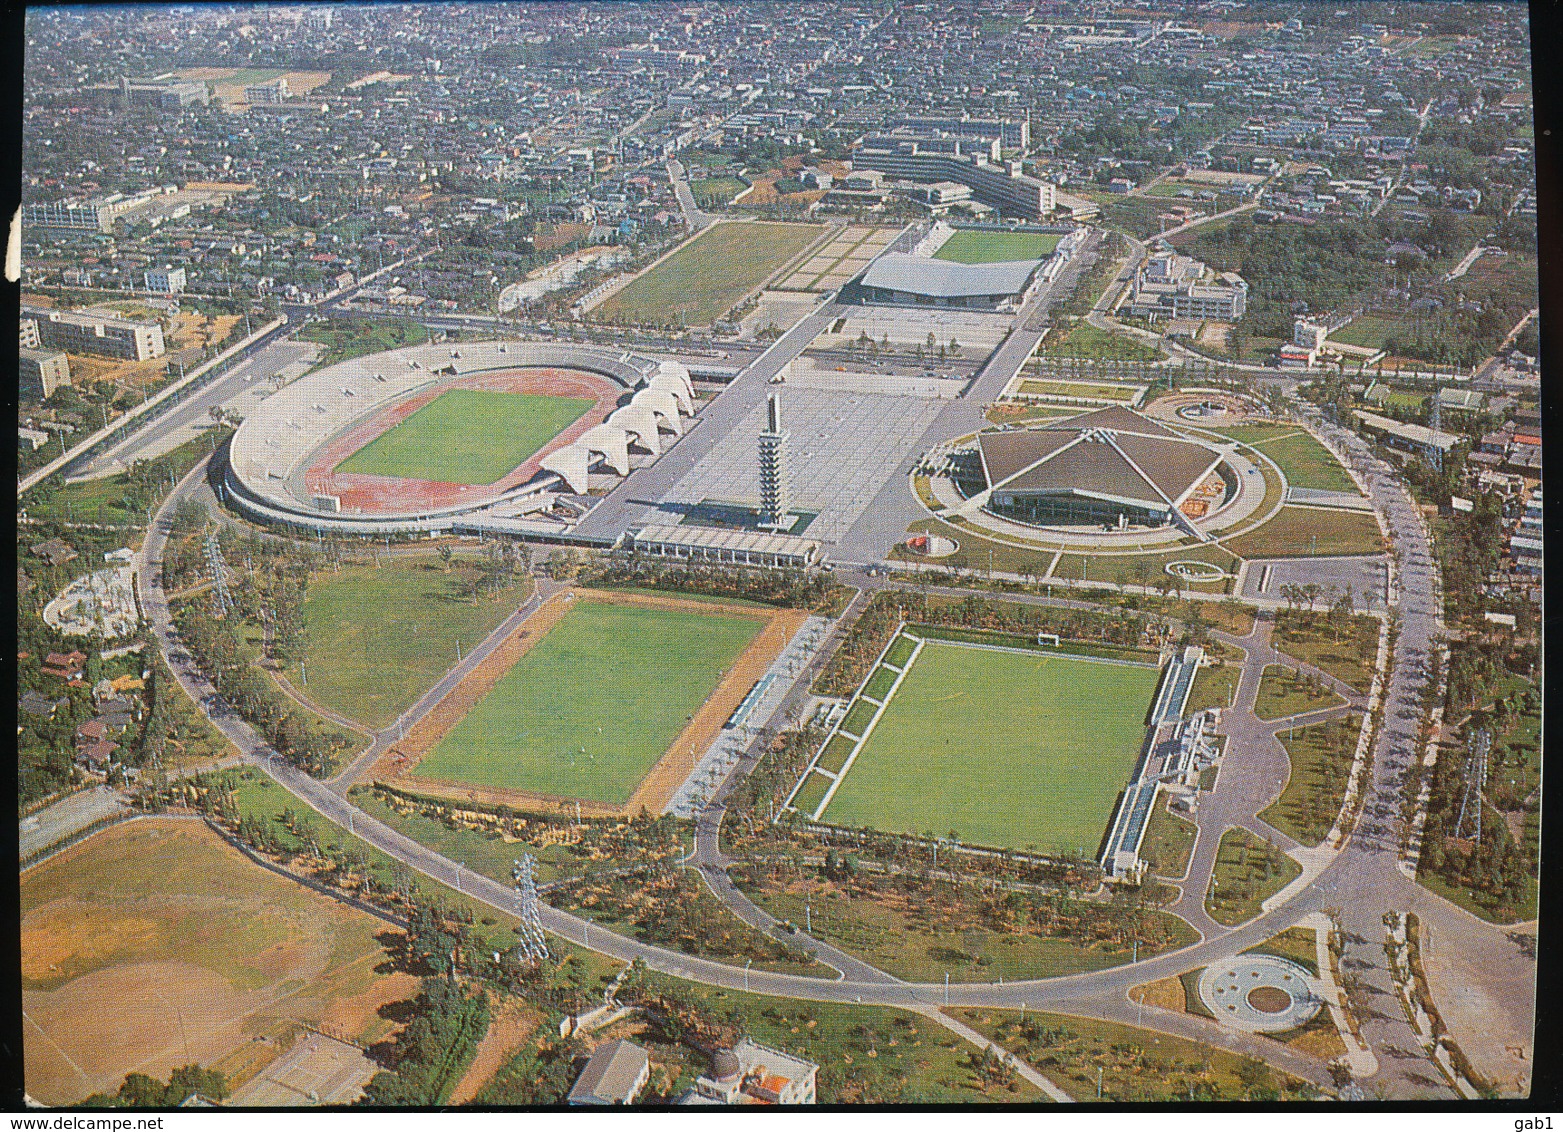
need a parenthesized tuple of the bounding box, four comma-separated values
(976, 407, 1224, 507)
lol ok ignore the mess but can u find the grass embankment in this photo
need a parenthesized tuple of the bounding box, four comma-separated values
(736, 872, 1196, 984)
(952, 1008, 1316, 1101)
(298, 316, 429, 367)
(1138, 800, 1197, 879)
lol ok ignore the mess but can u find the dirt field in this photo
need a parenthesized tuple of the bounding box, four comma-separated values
(380, 588, 805, 817)
(21, 818, 416, 1105)
(176, 67, 331, 106)
(59, 308, 241, 396)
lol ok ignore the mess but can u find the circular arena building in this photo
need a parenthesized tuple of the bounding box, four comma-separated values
(224, 339, 696, 535)
(970, 406, 1237, 532)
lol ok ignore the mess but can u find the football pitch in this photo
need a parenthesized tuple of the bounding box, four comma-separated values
(335, 388, 593, 484)
(933, 229, 1061, 264)
(820, 642, 1158, 855)
(593, 221, 820, 326)
(412, 600, 765, 805)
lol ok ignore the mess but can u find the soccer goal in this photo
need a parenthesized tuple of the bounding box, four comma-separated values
(1037, 632, 1061, 647)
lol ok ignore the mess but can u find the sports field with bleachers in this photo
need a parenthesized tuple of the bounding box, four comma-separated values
(411, 598, 767, 806)
(819, 642, 1158, 855)
(334, 388, 594, 484)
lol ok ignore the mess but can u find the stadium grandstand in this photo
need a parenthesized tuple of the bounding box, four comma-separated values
(224, 341, 694, 535)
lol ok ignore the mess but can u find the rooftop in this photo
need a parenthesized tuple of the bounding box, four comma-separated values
(859, 252, 1041, 298)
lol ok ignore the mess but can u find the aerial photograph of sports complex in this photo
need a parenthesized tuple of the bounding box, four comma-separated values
(11, 0, 1546, 1111)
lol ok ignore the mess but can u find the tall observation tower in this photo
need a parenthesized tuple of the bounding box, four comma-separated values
(758, 392, 792, 530)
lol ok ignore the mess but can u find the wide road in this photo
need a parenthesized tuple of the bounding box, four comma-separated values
(125, 381, 1531, 1096)
(571, 294, 845, 541)
(73, 337, 320, 479)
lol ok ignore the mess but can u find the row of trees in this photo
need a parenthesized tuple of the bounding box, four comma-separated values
(83, 1065, 229, 1108)
(171, 600, 346, 777)
(361, 978, 492, 1106)
(581, 553, 834, 610)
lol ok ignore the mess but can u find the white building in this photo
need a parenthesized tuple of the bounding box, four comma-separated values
(1127, 250, 1247, 321)
(244, 78, 289, 104)
(144, 265, 187, 294)
(682, 1040, 818, 1105)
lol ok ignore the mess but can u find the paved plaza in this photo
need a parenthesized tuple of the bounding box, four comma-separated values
(1240, 555, 1389, 608)
(656, 387, 946, 542)
(1198, 955, 1323, 1034)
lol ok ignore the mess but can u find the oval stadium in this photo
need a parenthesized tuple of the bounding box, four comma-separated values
(224, 340, 696, 535)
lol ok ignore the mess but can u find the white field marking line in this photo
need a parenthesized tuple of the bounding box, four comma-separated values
(22, 1009, 95, 1088)
(778, 621, 910, 813)
(811, 636, 925, 821)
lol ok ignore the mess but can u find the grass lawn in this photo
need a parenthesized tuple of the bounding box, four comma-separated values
(1201, 423, 1359, 494)
(953, 1009, 1315, 1102)
(1259, 717, 1360, 847)
(1273, 612, 1379, 693)
(1204, 827, 1301, 926)
(594, 221, 820, 326)
(934, 229, 1061, 263)
(789, 771, 833, 814)
(815, 734, 856, 773)
(1253, 666, 1347, 721)
(1241, 926, 1320, 977)
(740, 876, 1195, 984)
(297, 315, 428, 367)
(863, 665, 899, 702)
(1138, 799, 1197, 879)
(689, 175, 747, 202)
(287, 557, 528, 729)
(1185, 661, 1240, 714)
(415, 600, 764, 804)
(1222, 506, 1384, 559)
(1039, 320, 1163, 362)
(884, 635, 917, 669)
(1018, 378, 1140, 400)
(820, 642, 1158, 855)
(335, 389, 593, 485)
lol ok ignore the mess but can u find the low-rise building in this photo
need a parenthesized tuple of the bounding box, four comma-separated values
(682, 1040, 818, 1105)
(567, 1039, 650, 1106)
(1127, 250, 1247, 321)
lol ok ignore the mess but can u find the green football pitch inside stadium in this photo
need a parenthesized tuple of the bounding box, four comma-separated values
(933, 229, 1062, 264)
(413, 600, 765, 805)
(334, 388, 594, 484)
(820, 642, 1159, 855)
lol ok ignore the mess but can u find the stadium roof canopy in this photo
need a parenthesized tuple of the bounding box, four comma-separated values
(976, 406, 1225, 516)
(858, 252, 1041, 298)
